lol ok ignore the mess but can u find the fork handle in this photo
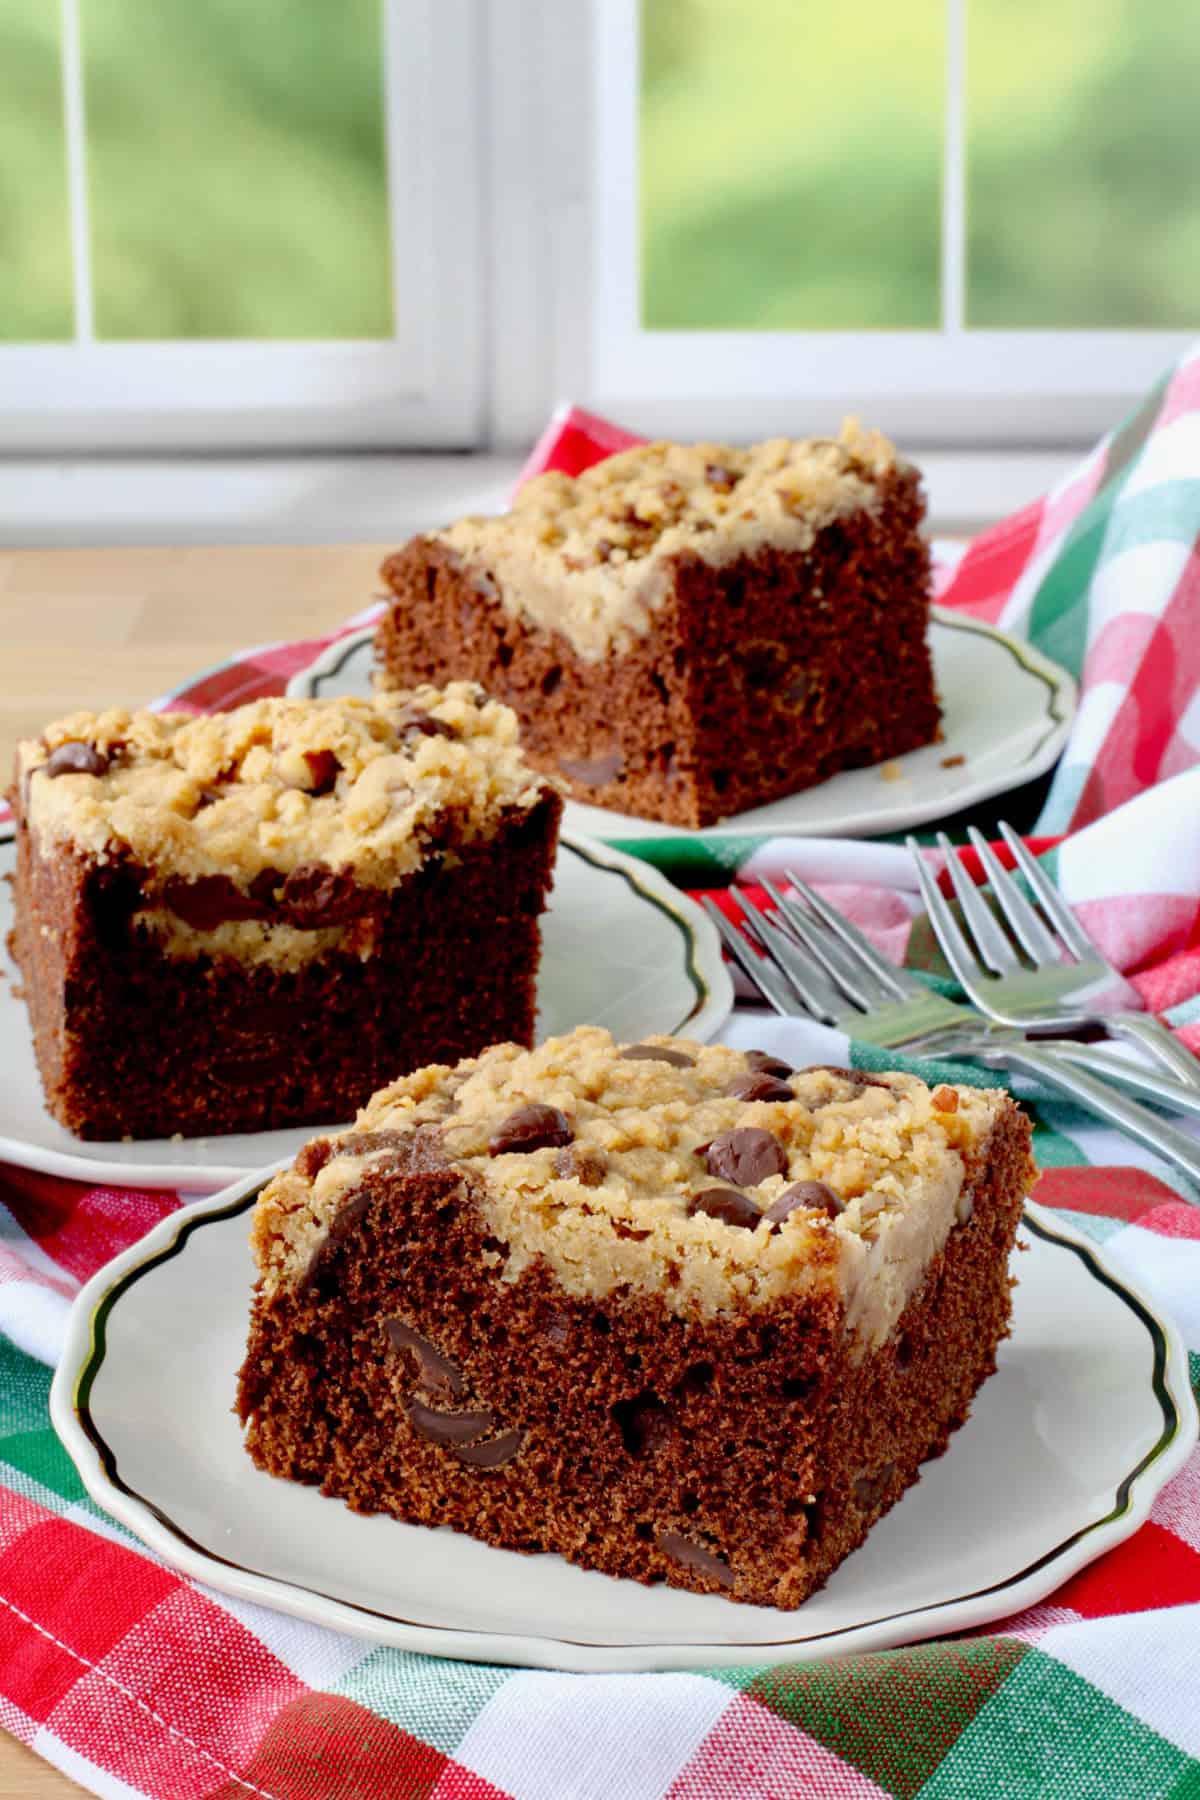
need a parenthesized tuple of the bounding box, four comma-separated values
(1001, 1042, 1200, 1193)
(1106, 1013, 1200, 1091)
(1047, 1043, 1200, 1121)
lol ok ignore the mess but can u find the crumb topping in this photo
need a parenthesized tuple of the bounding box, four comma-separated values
(435, 420, 907, 662)
(253, 1025, 1011, 1346)
(18, 687, 554, 901)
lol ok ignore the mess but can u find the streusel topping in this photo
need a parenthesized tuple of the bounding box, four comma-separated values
(19, 686, 553, 891)
(437, 420, 907, 662)
(254, 1026, 1009, 1347)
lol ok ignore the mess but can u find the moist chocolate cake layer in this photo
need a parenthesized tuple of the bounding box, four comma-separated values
(377, 463, 938, 829)
(11, 797, 560, 1139)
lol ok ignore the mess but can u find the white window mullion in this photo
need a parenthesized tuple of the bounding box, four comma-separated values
(1, 0, 481, 451)
(59, 0, 95, 344)
(941, 0, 967, 337)
(584, 0, 1192, 447)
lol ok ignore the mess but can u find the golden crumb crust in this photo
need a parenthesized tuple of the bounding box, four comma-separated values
(251, 1025, 1022, 1348)
(436, 420, 906, 662)
(18, 685, 554, 896)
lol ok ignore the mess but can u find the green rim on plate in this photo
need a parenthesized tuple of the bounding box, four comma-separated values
(70, 1200, 1182, 1652)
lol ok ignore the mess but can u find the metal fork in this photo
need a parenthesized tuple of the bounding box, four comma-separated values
(701, 880, 1200, 1190)
(907, 823, 1200, 1089)
(719, 871, 1200, 1119)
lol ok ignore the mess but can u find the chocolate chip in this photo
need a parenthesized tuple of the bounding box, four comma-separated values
(558, 750, 623, 787)
(658, 1531, 734, 1589)
(398, 707, 457, 742)
(278, 864, 370, 927)
(745, 1050, 794, 1078)
(613, 1393, 672, 1457)
(296, 1139, 333, 1180)
(298, 1125, 448, 1188)
(324, 1189, 371, 1242)
(620, 1043, 695, 1068)
(806, 1065, 890, 1092)
(386, 1321, 467, 1400)
(249, 868, 284, 906)
(702, 1128, 787, 1187)
(687, 1187, 762, 1230)
(332, 1125, 448, 1172)
(299, 1189, 371, 1294)
(455, 1428, 525, 1469)
(163, 874, 270, 930)
(765, 1180, 844, 1225)
(488, 1103, 573, 1156)
(44, 740, 109, 779)
(407, 1399, 495, 1445)
(554, 1144, 607, 1186)
(804, 1067, 894, 1109)
(302, 749, 340, 796)
(726, 1072, 794, 1103)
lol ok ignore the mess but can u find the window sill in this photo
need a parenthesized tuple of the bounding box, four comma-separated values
(0, 448, 1075, 549)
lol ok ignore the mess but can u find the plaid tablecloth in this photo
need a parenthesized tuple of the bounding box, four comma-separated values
(2, 349, 1200, 1798)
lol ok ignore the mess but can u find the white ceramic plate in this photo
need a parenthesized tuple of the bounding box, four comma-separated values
(51, 1186, 1196, 1674)
(0, 832, 730, 1191)
(289, 610, 1077, 842)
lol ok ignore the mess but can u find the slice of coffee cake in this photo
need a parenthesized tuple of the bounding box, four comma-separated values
(10, 686, 561, 1139)
(238, 1027, 1034, 1608)
(377, 421, 939, 827)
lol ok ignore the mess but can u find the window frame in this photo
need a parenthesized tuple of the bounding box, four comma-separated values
(0, 0, 483, 452)
(4, 0, 1193, 458)
(584, 0, 1194, 448)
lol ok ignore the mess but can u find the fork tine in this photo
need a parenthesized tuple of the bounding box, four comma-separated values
(936, 832, 1021, 974)
(906, 838, 995, 1007)
(967, 826, 1061, 967)
(701, 898, 796, 1016)
(997, 820, 1093, 961)
(782, 870, 912, 1000)
(729, 889, 845, 1023)
(761, 876, 895, 1011)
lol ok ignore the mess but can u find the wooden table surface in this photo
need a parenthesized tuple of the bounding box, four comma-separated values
(1, 543, 390, 1800)
(1, 543, 390, 776)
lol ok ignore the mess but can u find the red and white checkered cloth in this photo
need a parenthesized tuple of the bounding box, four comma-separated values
(3, 351, 1200, 1797)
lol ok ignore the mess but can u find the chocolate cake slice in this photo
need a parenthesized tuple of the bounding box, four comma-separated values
(376, 422, 940, 828)
(238, 1027, 1035, 1608)
(9, 686, 561, 1139)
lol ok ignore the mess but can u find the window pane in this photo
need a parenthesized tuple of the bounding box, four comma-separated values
(640, 0, 943, 330)
(968, 0, 1200, 327)
(0, 0, 73, 341)
(84, 0, 393, 340)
